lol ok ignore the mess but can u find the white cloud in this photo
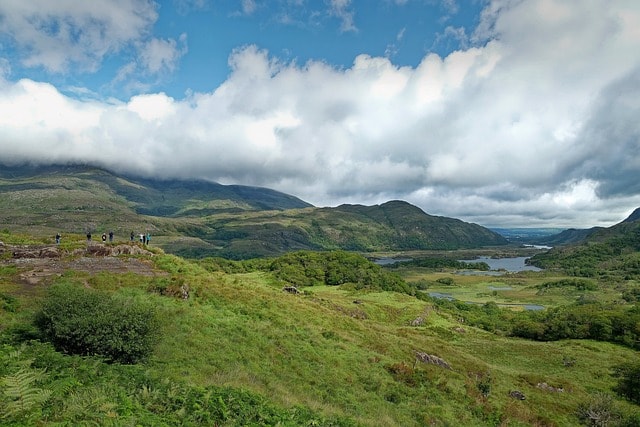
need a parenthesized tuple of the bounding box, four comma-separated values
(328, 0, 357, 32)
(0, 0, 158, 73)
(0, 0, 639, 227)
(139, 34, 188, 74)
(241, 0, 258, 15)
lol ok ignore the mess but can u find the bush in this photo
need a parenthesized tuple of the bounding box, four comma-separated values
(612, 361, 640, 404)
(35, 284, 159, 364)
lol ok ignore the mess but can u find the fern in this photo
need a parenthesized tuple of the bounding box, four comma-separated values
(0, 367, 52, 419)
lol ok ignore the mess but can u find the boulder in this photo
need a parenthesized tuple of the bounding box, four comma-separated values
(509, 390, 526, 400)
(414, 352, 452, 370)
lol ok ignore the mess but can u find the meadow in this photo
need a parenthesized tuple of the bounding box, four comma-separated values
(0, 232, 639, 426)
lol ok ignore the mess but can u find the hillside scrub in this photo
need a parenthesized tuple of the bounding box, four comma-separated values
(35, 283, 159, 364)
(0, 342, 354, 426)
(3, 238, 640, 425)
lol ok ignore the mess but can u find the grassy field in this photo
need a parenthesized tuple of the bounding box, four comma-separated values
(397, 268, 623, 310)
(2, 239, 638, 426)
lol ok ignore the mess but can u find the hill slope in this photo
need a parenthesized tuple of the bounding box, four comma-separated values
(529, 207, 640, 277)
(1, 242, 638, 426)
(0, 164, 507, 258)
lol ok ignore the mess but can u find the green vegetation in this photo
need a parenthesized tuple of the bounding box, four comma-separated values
(0, 166, 507, 259)
(35, 283, 159, 363)
(613, 361, 640, 405)
(2, 166, 640, 424)
(3, 238, 639, 425)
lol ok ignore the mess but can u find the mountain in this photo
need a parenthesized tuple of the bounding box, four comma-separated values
(531, 227, 601, 246)
(529, 207, 640, 277)
(0, 164, 507, 258)
(622, 207, 640, 223)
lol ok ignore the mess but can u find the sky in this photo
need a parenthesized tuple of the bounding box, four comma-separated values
(0, 0, 639, 229)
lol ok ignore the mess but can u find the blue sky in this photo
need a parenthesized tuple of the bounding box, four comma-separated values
(1, 0, 639, 228)
(3, 0, 484, 99)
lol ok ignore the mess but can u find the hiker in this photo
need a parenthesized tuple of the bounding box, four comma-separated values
(87, 232, 91, 242)
(55, 233, 61, 244)
(130, 231, 134, 241)
(102, 233, 107, 242)
(143, 233, 147, 245)
(109, 231, 114, 242)
(146, 233, 151, 245)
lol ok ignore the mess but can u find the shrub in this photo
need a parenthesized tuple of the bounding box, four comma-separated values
(612, 361, 640, 404)
(35, 284, 159, 364)
(576, 393, 620, 426)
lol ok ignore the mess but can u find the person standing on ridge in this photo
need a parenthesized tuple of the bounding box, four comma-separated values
(109, 231, 114, 242)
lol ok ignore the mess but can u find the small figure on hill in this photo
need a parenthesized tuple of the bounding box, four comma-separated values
(109, 231, 114, 242)
(130, 231, 134, 242)
(55, 233, 61, 244)
(86, 232, 92, 242)
(143, 233, 147, 245)
(102, 233, 107, 242)
(139, 233, 144, 243)
(146, 233, 151, 245)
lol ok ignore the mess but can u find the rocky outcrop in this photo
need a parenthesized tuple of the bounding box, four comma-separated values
(12, 246, 61, 259)
(9, 243, 152, 259)
(85, 244, 151, 257)
(414, 351, 452, 370)
(537, 382, 564, 393)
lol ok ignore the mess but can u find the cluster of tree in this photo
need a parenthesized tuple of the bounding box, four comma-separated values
(198, 250, 412, 293)
(268, 251, 412, 293)
(535, 278, 598, 293)
(384, 257, 490, 271)
(427, 296, 640, 350)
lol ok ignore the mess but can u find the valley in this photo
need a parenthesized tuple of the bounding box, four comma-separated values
(1, 166, 639, 426)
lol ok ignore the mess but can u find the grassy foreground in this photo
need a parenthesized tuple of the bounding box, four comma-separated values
(0, 239, 638, 425)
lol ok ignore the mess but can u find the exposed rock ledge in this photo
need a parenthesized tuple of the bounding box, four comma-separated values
(6, 243, 152, 259)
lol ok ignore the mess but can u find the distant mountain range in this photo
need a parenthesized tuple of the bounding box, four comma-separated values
(0, 164, 508, 258)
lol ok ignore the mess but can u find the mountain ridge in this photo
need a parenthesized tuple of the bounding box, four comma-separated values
(0, 163, 508, 258)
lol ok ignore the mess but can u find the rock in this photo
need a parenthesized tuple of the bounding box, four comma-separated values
(12, 246, 60, 259)
(86, 244, 151, 257)
(414, 352, 452, 370)
(39, 247, 60, 258)
(509, 390, 526, 400)
(180, 284, 190, 300)
(537, 382, 564, 393)
(410, 316, 425, 326)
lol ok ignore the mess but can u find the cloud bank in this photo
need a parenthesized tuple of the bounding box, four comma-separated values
(1, 0, 639, 228)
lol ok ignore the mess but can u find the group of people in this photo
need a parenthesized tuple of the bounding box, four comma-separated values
(85, 231, 113, 242)
(78, 230, 151, 245)
(131, 231, 152, 245)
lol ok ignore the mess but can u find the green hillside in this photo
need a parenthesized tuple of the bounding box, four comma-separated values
(0, 165, 507, 259)
(529, 211, 640, 279)
(0, 237, 638, 426)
